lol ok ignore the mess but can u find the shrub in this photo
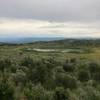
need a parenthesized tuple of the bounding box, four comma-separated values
(21, 57, 35, 68)
(13, 69, 26, 86)
(63, 63, 75, 72)
(24, 84, 53, 100)
(0, 79, 14, 100)
(70, 58, 77, 63)
(88, 62, 100, 74)
(93, 72, 100, 82)
(56, 73, 77, 89)
(53, 87, 69, 100)
(0, 59, 12, 71)
(28, 62, 53, 86)
(78, 70, 90, 82)
(77, 86, 100, 100)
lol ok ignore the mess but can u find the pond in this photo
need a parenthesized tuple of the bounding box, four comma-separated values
(27, 48, 85, 53)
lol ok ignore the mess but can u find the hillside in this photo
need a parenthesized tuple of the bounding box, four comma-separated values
(0, 39, 100, 99)
(0, 37, 64, 44)
(26, 39, 100, 49)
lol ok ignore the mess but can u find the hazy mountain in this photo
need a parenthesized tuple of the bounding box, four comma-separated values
(0, 37, 64, 44)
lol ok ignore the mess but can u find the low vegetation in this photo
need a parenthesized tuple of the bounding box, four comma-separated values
(0, 39, 100, 100)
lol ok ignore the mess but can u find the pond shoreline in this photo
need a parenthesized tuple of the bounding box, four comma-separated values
(26, 48, 86, 53)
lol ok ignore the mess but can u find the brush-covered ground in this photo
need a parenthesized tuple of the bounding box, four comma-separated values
(0, 39, 100, 100)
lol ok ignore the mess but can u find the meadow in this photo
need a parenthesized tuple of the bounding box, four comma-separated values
(0, 39, 100, 100)
(0, 40, 100, 62)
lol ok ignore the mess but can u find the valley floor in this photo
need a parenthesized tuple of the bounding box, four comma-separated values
(0, 43, 100, 100)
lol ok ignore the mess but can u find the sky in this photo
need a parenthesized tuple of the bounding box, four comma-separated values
(0, 0, 100, 38)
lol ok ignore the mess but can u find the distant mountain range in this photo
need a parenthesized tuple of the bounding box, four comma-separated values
(0, 37, 65, 44)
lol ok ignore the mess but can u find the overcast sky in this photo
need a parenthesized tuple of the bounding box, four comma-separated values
(0, 0, 100, 38)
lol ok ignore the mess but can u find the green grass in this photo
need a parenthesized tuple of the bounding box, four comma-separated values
(1, 40, 100, 100)
(0, 44, 100, 63)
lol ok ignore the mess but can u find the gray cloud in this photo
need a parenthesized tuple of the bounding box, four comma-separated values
(0, 18, 99, 38)
(0, 0, 100, 22)
(0, 0, 100, 38)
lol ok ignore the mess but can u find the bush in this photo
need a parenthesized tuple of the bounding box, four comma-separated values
(78, 70, 90, 82)
(56, 73, 77, 89)
(53, 87, 69, 100)
(0, 79, 14, 100)
(77, 86, 100, 100)
(0, 59, 12, 71)
(13, 69, 27, 86)
(21, 57, 36, 68)
(63, 63, 75, 72)
(93, 72, 100, 82)
(24, 84, 53, 100)
(88, 63, 100, 74)
(28, 62, 53, 85)
(70, 58, 77, 63)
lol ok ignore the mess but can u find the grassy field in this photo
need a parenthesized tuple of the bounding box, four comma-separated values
(0, 42, 100, 63)
(1, 40, 100, 100)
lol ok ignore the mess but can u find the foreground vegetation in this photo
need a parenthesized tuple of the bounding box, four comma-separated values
(0, 39, 100, 100)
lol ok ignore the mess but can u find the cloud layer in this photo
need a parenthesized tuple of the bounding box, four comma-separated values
(0, 0, 100, 22)
(0, 0, 100, 38)
(0, 18, 100, 38)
